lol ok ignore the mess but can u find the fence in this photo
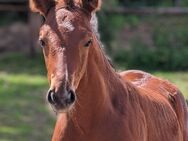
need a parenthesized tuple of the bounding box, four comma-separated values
(0, 1, 41, 56)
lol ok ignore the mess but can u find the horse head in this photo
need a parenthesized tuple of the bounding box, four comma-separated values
(30, 0, 101, 113)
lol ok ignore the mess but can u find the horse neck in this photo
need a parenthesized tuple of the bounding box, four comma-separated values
(69, 38, 129, 132)
(52, 38, 132, 141)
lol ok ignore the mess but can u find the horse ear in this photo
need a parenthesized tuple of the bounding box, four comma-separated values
(81, 0, 102, 13)
(29, 0, 55, 16)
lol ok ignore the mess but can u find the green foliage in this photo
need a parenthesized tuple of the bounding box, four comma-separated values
(114, 39, 188, 71)
(100, 14, 188, 71)
(180, 0, 188, 7)
(98, 14, 126, 53)
(152, 23, 188, 70)
(153, 25, 188, 48)
(118, 0, 174, 7)
(98, 14, 140, 53)
(118, 0, 188, 7)
(124, 16, 140, 28)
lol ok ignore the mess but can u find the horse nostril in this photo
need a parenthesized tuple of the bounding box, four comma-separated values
(68, 90, 76, 104)
(47, 90, 57, 104)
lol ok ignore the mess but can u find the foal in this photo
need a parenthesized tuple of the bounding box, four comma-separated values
(30, 0, 188, 141)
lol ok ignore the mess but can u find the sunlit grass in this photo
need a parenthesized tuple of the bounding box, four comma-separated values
(0, 72, 55, 141)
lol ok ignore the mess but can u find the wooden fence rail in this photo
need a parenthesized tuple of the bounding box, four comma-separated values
(0, 2, 37, 56)
(0, 4, 188, 56)
(0, 4, 27, 11)
(105, 7, 188, 15)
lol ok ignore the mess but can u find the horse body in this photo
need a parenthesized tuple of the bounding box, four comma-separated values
(52, 43, 188, 141)
(29, 0, 188, 140)
(121, 70, 188, 141)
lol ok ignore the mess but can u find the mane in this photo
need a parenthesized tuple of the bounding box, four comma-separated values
(90, 13, 115, 70)
(90, 13, 100, 39)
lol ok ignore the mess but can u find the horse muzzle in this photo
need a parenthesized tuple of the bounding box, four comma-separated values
(47, 88, 76, 112)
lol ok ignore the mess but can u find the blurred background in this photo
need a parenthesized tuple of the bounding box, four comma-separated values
(0, 0, 188, 140)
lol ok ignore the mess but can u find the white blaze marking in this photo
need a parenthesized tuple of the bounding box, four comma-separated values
(60, 21, 75, 32)
(65, 64, 68, 83)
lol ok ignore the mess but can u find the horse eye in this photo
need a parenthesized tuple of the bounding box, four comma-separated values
(39, 39, 45, 48)
(84, 39, 92, 48)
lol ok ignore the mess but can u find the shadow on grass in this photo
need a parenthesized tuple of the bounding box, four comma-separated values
(0, 53, 55, 141)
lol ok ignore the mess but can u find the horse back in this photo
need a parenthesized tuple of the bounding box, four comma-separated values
(120, 70, 188, 141)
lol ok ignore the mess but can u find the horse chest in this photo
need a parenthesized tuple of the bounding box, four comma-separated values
(61, 116, 145, 141)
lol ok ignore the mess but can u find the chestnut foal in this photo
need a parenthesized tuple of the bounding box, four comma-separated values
(30, 0, 188, 141)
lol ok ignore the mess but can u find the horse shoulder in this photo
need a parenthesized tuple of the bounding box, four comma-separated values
(119, 70, 181, 104)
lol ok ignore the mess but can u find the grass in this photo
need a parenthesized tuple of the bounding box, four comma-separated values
(0, 53, 187, 141)
(0, 53, 55, 141)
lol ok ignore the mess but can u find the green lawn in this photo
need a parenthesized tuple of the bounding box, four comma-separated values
(0, 53, 55, 141)
(0, 53, 187, 141)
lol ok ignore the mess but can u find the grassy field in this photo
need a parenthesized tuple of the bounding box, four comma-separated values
(0, 53, 55, 141)
(0, 53, 187, 141)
